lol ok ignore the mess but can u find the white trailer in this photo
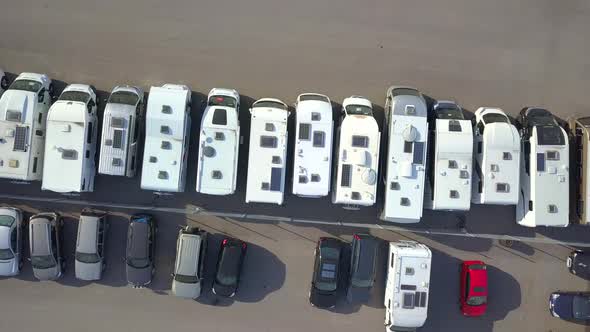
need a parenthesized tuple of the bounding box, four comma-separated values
(292, 93, 333, 198)
(381, 86, 428, 223)
(0, 73, 52, 181)
(245, 98, 289, 205)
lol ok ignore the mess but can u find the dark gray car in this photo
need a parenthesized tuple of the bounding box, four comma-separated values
(29, 212, 65, 281)
(347, 233, 378, 303)
(125, 214, 156, 288)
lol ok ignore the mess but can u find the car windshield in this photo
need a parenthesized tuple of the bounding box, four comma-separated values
(127, 257, 150, 269)
(482, 113, 508, 124)
(254, 101, 287, 110)
(9, 79, 42, 93)
(31, 255, 56, 269)
(108, 91, 139, 106)
(59, 91, 90, 103)
(573, 296, 590, 319)
(0, 215, 15, 227)
(75, 251, 100, 264)
(466, 295, 487, 306)
(216, 246, 240, 286)
(208, 95, 236, 108)
(345, 104, 372, 116)
(436, 107, 463, 119)
(0, 248, 14, 260)
(175, 273, 199, 284)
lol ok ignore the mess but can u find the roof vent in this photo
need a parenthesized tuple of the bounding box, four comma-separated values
(261, 182, 270, 190)
(298, 175, 308, 184)
(212, 170, 222, 179)
(111, 117, 125, 128)
(405, 105, 416, 115)
(158, 171, 168, 179)
(5, 110, 22, 122)
(351, 192, 361, 200)
(459, 170, 469, 179)
(548, 204, 558, 213)
(203, 146, 216, 158)
(490, 164, 499, 172)
(272, 156, 281, 164)
(105, 139, 113, 146)
(161, 105, 172, 114)
(311, 174, 320, 182)
(450, 190, 459, 199)
(160, 125, 170, 134)
(265, 123, 275, 132)
(149, 156, 157, 163)
(62, 124, 71, 132)
(215, 132, 225, 141)
(61, 149, 77, 160)
(311, 112, 321, 121)
(161, 141, 171, 150)
(112, 158, 122, 166)
(502, 152, 512, 160)
(448, 160, 458, 169)
(400, 197, 410, 206)
(402, 125, 418, 142)
(8, 159, 19, 168)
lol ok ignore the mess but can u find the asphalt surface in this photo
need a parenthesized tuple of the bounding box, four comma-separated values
(1, 0, 590, 331)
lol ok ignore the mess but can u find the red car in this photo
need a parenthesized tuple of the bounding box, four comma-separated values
(460, 260, 488, 316)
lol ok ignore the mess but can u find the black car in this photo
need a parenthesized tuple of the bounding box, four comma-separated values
(212, 237, 247, 297)
(518, 107, 565, 145)
(549, 291, 590, 324)
(125, 214, 156, 288)
(567, 251, 590, 279)
(347, 234, 378, 303)
(309, 237, 345, 309)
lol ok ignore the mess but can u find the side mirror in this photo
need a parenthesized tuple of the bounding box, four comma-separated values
(27, 258, 31, 262)
(170, 273, 175, 277)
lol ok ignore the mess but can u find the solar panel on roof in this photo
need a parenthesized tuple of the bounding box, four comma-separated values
(111, 117, 125, 128)
(299, 123, 311, 140)
(13, 126, 28, 152)
(412, 142, 424, 164)
(113, 130, 124, 149)
(270, 167, 282, 191)
(341, 164, 352, 187)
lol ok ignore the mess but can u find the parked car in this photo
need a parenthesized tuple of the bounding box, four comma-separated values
(125, 214, 156, 288)
(29, 212, 65, 281)
(567, 250, 590, 279)
(549, 291, 590, 324)
(460, 260, 488, 316)
(212, 237, 247, 297)
(309, 237, 345, 309)
(0, 207, 24, 276)
(75, 211, 108, 281)
(347, 233, 378, 303)
(172, 226, 208, 299)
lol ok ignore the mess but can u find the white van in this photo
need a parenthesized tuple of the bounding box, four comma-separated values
(385, 241, 432, 332)
(0, 73, 53, 181)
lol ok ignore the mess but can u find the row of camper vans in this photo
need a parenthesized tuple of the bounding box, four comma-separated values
(0, 72, 583, 227)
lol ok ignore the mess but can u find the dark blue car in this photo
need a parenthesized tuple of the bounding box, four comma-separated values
(549, 291, 590, 325)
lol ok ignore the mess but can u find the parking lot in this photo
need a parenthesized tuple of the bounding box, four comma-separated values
(1, 0, 590, 331)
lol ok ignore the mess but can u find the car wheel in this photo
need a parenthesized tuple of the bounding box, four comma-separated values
(61, 260, 66, 272)
(18, 260, 23, 270)
(1, 76, 8, 90)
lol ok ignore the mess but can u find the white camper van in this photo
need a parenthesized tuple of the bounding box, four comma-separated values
(245, 98, 289, 205)
(140, 84, 192, 193)
(292, 93, 333, 198)
(425, 101, 473, 211)
(0, 73, 53, 181)
(516, 107, 569, 227)
(472, 107, 520, 205)
(332, 96, 380, 208)
(0, 69, 8, 96)
(381, 87, 428, 223)
(196, 88, 240, 195)
(98, 85, 144, 177)
(385, 241, 432, 332)
(42, 84, 98, 193)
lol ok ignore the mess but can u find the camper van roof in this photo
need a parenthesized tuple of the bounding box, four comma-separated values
(140, 85, 190, 192)
(292, 93, 333, 197)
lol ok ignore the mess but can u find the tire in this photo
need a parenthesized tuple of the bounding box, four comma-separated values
(1, 76, 8, 90)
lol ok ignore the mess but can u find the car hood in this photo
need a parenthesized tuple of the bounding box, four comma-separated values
(172, 280, 202, 299)
(33, 266, 60, 281)
(551, 294, 573, 318)
(126, 265, 151, 287)
(0, 258, 18, 276)
(75, 261, 102, 281)
(310, 288, 337, 308)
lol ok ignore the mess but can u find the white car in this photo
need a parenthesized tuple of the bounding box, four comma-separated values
(0, 207, 24, 276)
(0, 69, 8, 96)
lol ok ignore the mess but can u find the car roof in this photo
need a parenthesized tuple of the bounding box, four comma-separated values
(30, 221, 51, 256)
(77, 215, 100, 254)
(176, 233, 202, 276)
(352, 236, 377, 280)
(218, 244, 241, 276)
(128, 221, 149, 258)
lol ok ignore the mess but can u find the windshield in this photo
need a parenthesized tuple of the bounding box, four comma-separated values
(108, 91, 139, 106)
(174, 273, 199, 284)
(573, 296, 590, 319)
(466, 295, 487, 306)
(127, 257, 150, 269)
(345, 104, 372, 116)
(31, 255, 57, 269)
(59, 91, 90, 103)
(75, 251, 100, 264)
(9, 79, 42, 93)
(208, 95, 237, 108)
(254, 101, 287, 110)
(482, 113, 508, 124)
(0, 248, 14, 260)
(436, 107, 463, 120)
(0, 215, 15, 227)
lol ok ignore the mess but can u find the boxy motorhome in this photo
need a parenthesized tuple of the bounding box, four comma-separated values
(425, 101, 473, 211)
(42, 84, 98, 193)
(245, 98, 289, 205)
(472, 107, 520, 205)
(196, 88, 240, 195)
(569, 116, 590, 225)
(98, 85, 143, 177)
(385, 241, 432, 332)
(140, 84, 192, 193)
(332, 96, 380, 208)
(381, 86, 428, 223)
(292, 93, 333, 198)
(0, 73, 53, 181)
(516, 107, 569, 227)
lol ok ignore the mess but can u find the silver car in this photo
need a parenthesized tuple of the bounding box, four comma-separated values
(0, 207, 24, 276)
(75, 211, 108, 281)
(172, 226, 207, 299)
(29, 212, 65, 281)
